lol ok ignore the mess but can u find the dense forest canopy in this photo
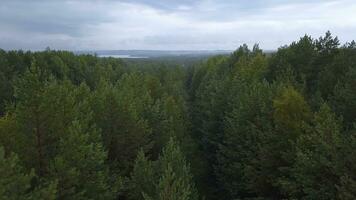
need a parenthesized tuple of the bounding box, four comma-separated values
(1, 32, 356, 199)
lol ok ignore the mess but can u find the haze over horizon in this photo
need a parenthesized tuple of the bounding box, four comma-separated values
(1, 0, 356, 51)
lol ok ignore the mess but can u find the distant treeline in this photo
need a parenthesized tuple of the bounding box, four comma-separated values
(0, 31, 356, 200)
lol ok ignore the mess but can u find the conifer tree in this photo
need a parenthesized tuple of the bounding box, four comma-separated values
(91, 78, 152, 175)
(336, 128, 356, 200)
(11, 61, 93, 177)
(285, 104, 343, 199)
(51, 120, 119, 200)
(249, 86, 311, 198)
(0, 147, 57, 200)
(129, 150, 156, 200)
(130, 138, 198, 200)
(217, 80, 274, 199)
(155, 138, 198, 200)
(13, 60, 50, 176)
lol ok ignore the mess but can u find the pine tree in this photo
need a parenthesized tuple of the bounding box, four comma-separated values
(13, 60, 50, 176)
(217, 80, 274, 199)
(0, 114, 22, 157)
(129, 150, 156, 200)
(154, 164, 191, 200)
(91, 78, 152, 175)
(249, 86, 311, 198)
(336, 128, 356, 199)
(11, 61, 93, 177)
(130, 138, 198, 200)
(286, 104, 343, 199)
(331, 67, 356, 127)
(155, 138, 198, 200)
(191, 59, 230, 198)
(51, 120, 119, 200)
(0, 147, 57, 200)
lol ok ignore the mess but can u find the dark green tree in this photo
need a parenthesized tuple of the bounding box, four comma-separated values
(217, 80, 274, 199)
(282, 104, 342, 199)
(91, 78, 152, 175)
(0, 147, 57, 200)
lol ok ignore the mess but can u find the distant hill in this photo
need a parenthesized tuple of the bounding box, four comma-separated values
(75, 50, 233, 58)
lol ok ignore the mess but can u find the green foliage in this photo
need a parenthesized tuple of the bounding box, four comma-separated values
(283, 104, 343, 199)
(51, 120, 118, 200)
(12, 61, 53, 176)
(254, 87, 310, 198)
(10, 62, 94, 176)
(91, 76, 153, 175)
(0, 114, 22, 156)
(217, 80, 274, 199)
(0, 146, 35, 199)
(331, 67, 356, 127)
(0, 147, 57, 200)
(154, 164, 192, 200)
(129, 150, 156, 200)
(336, 128, 356, 200)
(0, 32, 355, 200)
(131, 138, 198, 200)
(273, 86, 311, 130)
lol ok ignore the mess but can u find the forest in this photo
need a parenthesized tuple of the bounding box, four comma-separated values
(0, 32, 356, 200)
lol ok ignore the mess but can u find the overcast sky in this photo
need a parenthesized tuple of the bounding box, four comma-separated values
(1, 0, 356, 50)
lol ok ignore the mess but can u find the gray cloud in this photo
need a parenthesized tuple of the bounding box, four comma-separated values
(0, 0, 355, 50)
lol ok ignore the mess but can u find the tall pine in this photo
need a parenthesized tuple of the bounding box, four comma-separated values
(130, 138, 198, 200)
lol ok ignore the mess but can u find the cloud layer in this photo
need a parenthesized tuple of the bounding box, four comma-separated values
(1, 0, 356, 50)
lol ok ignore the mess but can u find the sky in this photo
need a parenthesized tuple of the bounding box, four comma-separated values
(1, 0, 356, 50)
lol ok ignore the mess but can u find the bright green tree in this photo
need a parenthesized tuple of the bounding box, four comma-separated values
(51, 120, 120, 200)
(129, 150, 156, 200)
(130, 138, 198, 200)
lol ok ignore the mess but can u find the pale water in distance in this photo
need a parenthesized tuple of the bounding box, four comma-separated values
(98, 54, 148, 58)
